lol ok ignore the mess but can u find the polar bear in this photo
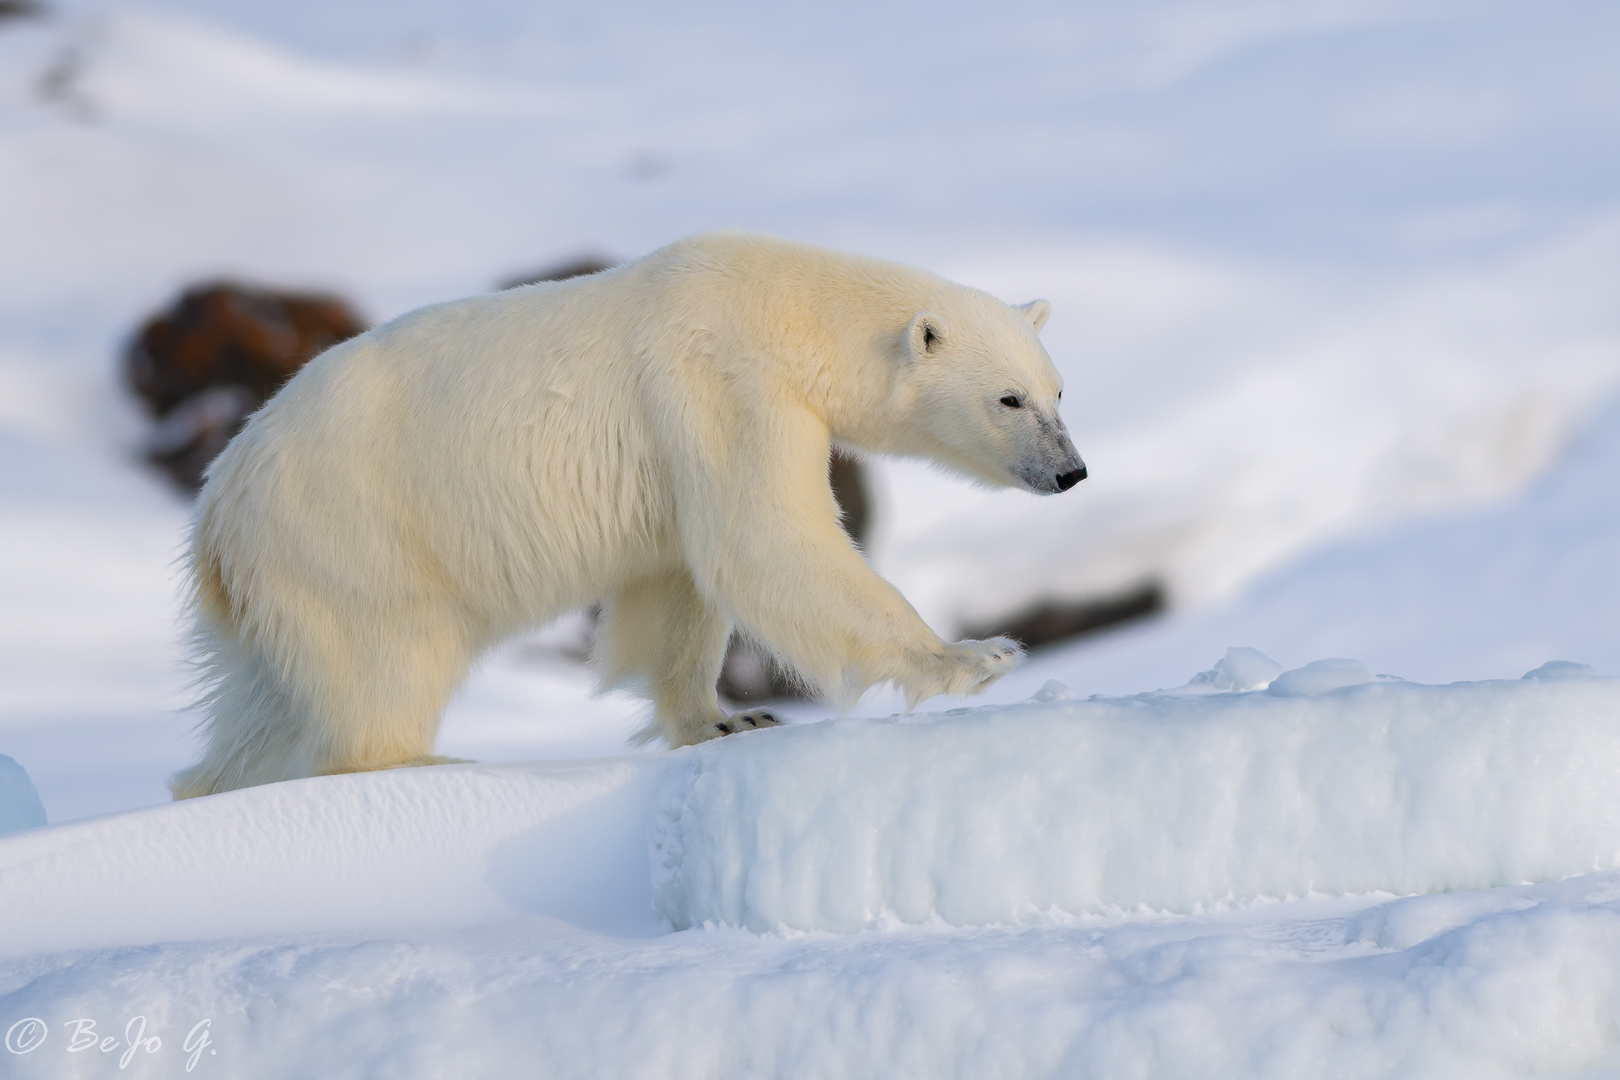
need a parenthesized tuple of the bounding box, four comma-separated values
(170, 232, 1086, 798)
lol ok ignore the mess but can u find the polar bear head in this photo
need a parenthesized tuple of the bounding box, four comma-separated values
(891, 294, 1086, 495)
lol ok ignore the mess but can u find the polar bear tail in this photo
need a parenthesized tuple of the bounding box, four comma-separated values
(167, 535, 331, 798)
(168, 613, 327, 800)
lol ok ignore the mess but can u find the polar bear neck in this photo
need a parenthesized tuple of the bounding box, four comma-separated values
(642, 230, 998, 459)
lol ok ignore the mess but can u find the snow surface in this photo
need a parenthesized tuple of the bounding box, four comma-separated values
(958, 392, 1620, 707)
(6, 669, 1620, 1077)
(653, 675, 1620, 933)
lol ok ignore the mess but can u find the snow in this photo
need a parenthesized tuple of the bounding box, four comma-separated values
(7, 671, 1620, 1076)
(653, 673, 1620, 933)
(962, 392, 1620, 706)
(0, 756, 667, 957)
(876, 227, 1620, 630)
(5, 0, 1620, 1073)
(47, 669, 1620, 953)
(10, 886, 1620, 1078)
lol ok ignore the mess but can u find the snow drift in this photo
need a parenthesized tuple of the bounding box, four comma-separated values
(7, 662, 1620, 1079)
(5, 662, 1619, 957)
(654, 669, 1620, 932)
(0, 756, 668, 958)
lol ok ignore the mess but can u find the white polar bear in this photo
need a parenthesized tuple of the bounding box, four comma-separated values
(171, 232, 1086, 798)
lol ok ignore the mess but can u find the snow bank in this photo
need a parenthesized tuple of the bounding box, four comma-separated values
(654, 671, 1620, 932)
(7, 664, 1620, 956)
(6, 660, 1613, 952)
(7, 666, 1620, 1077)
(11, 877, 1620, 1080)
(0, 756, 669, 958)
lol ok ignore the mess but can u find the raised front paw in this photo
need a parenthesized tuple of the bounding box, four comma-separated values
(705, 708, 783, 740)
(943, 636, 1025, 695)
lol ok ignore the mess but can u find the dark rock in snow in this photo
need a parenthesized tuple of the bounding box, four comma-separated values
(125, 282, 366, 492)
(0, 1, 47, 24)
(828, 450, 870, 551)
(499, 256, 615, 291)
(965, 580, 1166, 652)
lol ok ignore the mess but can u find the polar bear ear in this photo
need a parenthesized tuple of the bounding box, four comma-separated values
(907, 312, 948, 357)
(1018, 299, 1051, 333)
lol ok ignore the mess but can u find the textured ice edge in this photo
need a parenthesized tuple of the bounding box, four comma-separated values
(652, 672, 1620, 932)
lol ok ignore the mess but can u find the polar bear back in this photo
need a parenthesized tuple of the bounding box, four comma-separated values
(198, 267, 683, 634)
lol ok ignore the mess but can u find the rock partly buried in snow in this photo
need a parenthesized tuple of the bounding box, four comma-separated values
(0, 755, 46, 835)
(0, 1, 46, 22)
(653, 668, 1620, 932)
(125, 282, 367, 492)
(962, 579, 1167, 652)
(1524, 660, 1598, 680)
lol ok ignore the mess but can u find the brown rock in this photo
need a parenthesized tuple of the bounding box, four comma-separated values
(0, 1, 46, 23)
(125, 282, 366, 492)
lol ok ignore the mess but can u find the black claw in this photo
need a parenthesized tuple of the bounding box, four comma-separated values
(760, 712, 775, 722)
(716, 722, 732, 735)
(741, 716, 757, 728)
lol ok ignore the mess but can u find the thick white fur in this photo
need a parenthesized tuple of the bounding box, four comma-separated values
(171, 231, 1081, 798)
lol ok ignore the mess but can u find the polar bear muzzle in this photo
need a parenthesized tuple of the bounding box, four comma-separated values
(1013, 408, 1087, 495)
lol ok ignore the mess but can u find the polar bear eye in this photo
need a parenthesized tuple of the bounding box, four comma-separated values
(1000, 395, 1022, 409)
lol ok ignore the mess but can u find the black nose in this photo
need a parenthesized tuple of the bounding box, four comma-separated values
(1055, 467, 1086, 492)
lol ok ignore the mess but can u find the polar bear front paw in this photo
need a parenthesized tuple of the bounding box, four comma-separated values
(706, 709, 783, 739)
(940, 636, 1025, 696)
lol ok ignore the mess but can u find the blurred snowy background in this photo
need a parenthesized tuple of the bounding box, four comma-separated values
(2, 0, 1619, 823)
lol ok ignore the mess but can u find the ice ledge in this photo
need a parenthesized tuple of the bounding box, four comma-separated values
(653, 675, 1620, 932)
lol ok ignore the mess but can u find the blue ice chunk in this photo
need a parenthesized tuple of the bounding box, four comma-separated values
(0, 755, 48, 834)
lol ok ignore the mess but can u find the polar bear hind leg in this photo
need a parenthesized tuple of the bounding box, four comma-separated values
(171, 595, 473, 798)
